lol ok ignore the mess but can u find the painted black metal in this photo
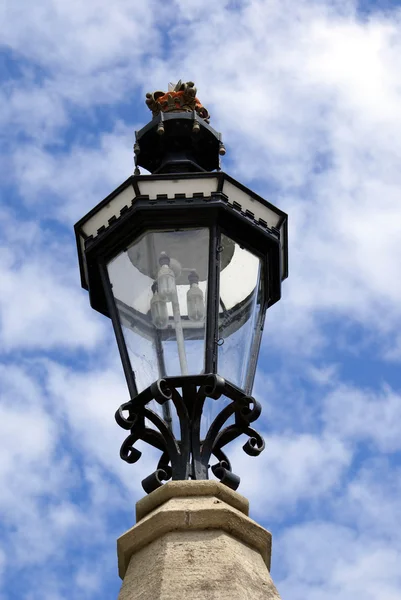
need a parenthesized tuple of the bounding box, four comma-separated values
(115, 374, 265, 494)
(135, 112, 222, 174)
(154, 331, 167, 377)
(99, 263, 138, 400)
(132, 178, 141, 197)
(74, 107, 289, 495)
(204, 224, 220, 374)
(153, 331, 173, 432)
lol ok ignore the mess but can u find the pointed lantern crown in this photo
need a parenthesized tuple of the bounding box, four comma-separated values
(145, 80, 210, 122)
(134, 80, 225, 175)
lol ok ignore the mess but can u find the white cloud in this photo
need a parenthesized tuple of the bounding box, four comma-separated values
(0, 361, 137, 600)
(0, 365, 75, 564)
(0, 0, 160, 75)
(0, 80, 67, 142)
(276, 521, 401, 600)
(11, 124, 134, 222)
(230, 432, 350, 520)
(0, 237, 105, 352)
(335, 459, 401, 540)
(323, 383, 401, 452)
(44, 359, 161, 501)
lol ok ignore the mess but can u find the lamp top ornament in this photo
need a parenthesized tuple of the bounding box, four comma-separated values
(145, 80, 210, 122)
(134, 80, 224, 175)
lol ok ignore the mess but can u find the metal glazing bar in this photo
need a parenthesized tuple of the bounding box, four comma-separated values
(205, 222, 220, 373)
(154, 331, 173, 432)
(99, 262, 138, 399)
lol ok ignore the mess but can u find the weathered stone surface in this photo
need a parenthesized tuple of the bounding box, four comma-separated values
(136, 479, 249, 521)
(117, 481, 282, 600)
(118, 495, 271, 577)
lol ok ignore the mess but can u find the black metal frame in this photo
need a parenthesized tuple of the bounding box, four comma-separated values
(134, 112, 222, 173)
(205, 222, 220, 374)
(115, 374, 265, 493)
(75, 181, 287, 492)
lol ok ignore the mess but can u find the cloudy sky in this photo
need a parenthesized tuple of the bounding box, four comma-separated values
(1, 0, 401, 598)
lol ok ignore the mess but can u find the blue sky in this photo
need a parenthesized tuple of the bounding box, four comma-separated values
(1, 0, 401, 598)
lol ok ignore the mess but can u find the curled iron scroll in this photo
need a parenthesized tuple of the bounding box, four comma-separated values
(114, 375, 265, 494)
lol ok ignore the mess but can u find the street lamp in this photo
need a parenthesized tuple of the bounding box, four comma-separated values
(75, 81, 288, 494)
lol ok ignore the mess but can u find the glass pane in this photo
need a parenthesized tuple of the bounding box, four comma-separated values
(107, 228, 209, 392)
(218, 234, 264, 392)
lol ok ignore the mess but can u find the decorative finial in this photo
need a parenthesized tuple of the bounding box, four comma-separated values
(146, 81, 210, 123)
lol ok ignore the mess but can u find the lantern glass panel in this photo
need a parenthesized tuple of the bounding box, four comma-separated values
(107, 228, 210, 392)
(218, 234, 264, 392)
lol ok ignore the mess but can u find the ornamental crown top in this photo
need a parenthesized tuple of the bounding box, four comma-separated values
(145, 80, 210, 122)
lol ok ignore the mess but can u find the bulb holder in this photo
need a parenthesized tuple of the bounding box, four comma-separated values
(188, 270, 200, 285)
(159, 252, 171, 266)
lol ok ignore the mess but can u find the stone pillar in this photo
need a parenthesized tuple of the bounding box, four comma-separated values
(117, 480, 282, 600)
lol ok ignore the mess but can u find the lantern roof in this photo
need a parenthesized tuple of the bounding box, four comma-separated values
(74, 171, 288, 319)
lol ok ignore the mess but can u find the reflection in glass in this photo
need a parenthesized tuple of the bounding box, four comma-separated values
(187, 271, 206, 322)
(107, 228, 210, 393)
(150, 282, 168, 330)
(218, 234, 264, 393)
(157, 253, 175, 301)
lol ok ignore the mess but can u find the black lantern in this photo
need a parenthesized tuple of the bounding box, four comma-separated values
(75, 81, 288, 493)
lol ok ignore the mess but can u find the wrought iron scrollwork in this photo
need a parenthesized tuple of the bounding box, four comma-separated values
(115, 374, 265, 494)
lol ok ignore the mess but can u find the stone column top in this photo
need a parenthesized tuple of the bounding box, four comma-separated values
(118, 480, 272, 580)
(135, 480, 250, 522)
